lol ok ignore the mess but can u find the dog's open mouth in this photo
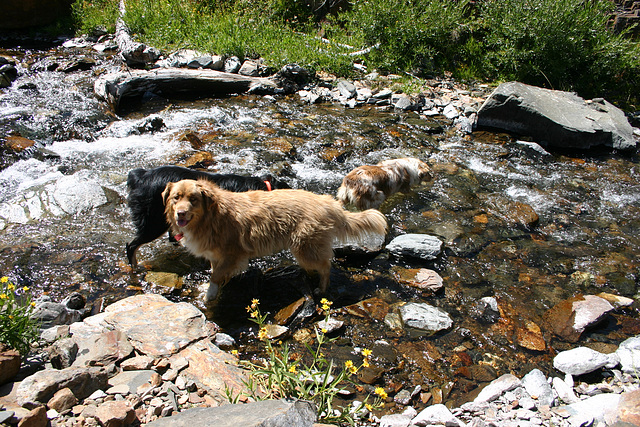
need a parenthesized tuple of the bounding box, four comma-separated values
(177, 218, 189, 227)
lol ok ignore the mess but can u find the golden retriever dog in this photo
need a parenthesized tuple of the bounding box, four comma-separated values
(336, 157, 433, 210)
(163, 179, 387, 302)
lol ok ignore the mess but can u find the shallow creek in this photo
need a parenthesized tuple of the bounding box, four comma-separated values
(1, 43, 640, 410)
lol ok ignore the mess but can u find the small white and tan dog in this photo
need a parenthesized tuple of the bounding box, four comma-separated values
(337, 157, 433, 210)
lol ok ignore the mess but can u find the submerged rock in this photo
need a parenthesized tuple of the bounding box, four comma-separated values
(393, 268, 444, 293)
(399, 302, 453, 333)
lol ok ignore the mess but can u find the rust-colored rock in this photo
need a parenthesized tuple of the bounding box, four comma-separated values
(0, 344, 21, 385)
(393, 267, 444, 293)
(544, 294, 614, 342)
(94, 400, 137, 427)
(181, 151, 215, 168)
(17, 405, 47, 427)
(6, 136, 36, 152)
(617, 389, 640, 425)
(344, 297, 390, 321)
(274, 297, 306, 325)
(47, 387, 78, 413)
(516, 320, 546, 351)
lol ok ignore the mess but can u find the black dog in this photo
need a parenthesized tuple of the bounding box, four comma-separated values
(126, 165, 290, 267)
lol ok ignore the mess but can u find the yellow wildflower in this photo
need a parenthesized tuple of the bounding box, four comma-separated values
(321, 328, 328, 334)
(374, 387, 388, 400)
(362, 348, 372, 357)
(288, 365, 297, 374)
(345, 360, 357, 374)
(7, 283, 15, 291)
(30, 302, 36, 307)
(258, 327, 268, 340)
(0, 276, 7, 283)
(23, 286, 29, 292)
(231, 350, 239, 356)
(250, 310, 259, 318)
(362, 359, 370, 368)
(365, 403, 373, 411)
(0, 293, 6, 299)
(320, 298, 333, 311)
(251, 298, 259, 308)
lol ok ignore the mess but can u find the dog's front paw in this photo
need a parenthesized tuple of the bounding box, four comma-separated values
(203, 282, 220, 303)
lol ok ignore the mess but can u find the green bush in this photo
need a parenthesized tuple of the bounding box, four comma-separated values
(0, 277, 39, 356)
(476, 0, 640, 99)
(339, 0, 471, 76)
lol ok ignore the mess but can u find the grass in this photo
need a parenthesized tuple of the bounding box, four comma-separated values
(0, 276, 39, 356)
(70, 0, 639, 108)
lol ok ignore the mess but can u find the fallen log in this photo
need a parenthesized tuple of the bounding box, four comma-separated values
(116, 0, 160, 67)
(94, 68, 281, 112)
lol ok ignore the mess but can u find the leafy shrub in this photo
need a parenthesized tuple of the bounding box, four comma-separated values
(0, 277, 39, 356)
(477, 0, 640, 99)
(339, 0, 471, 76)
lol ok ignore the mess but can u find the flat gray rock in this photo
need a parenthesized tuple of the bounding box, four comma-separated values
(145, 399, 316, 427)
(387, 234, 443, 260)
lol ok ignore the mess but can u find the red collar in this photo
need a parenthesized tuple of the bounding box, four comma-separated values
(264, 180, 272, 191)
(175, 233, 183, 241)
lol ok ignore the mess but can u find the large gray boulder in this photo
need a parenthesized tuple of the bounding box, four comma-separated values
(477, 82, 636, 151)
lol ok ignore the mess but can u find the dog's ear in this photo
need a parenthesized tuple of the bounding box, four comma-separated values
(162, 182, 174, 205)
(196, 181, 217, 211)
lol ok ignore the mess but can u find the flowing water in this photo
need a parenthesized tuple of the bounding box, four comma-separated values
(1, 43, 640, 410)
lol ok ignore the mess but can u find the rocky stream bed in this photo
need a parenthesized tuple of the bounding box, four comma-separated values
(1, 31, 640, 426)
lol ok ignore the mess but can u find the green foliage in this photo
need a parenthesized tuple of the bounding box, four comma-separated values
(231, 299, 385, 425)
(95, 0, 354, 74)
(0, 277, 39, 356)
(339, 0, 471, 76)
(71, 0, 640, 106)
(476, 0, 640, 98)
(71, 0, 120, 35)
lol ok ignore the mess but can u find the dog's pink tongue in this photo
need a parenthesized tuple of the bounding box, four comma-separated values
(177, 219, 188, 227)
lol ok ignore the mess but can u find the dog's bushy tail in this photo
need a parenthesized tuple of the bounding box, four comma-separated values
(340, 209, 387, 242)
(336, 184, 349, 205)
